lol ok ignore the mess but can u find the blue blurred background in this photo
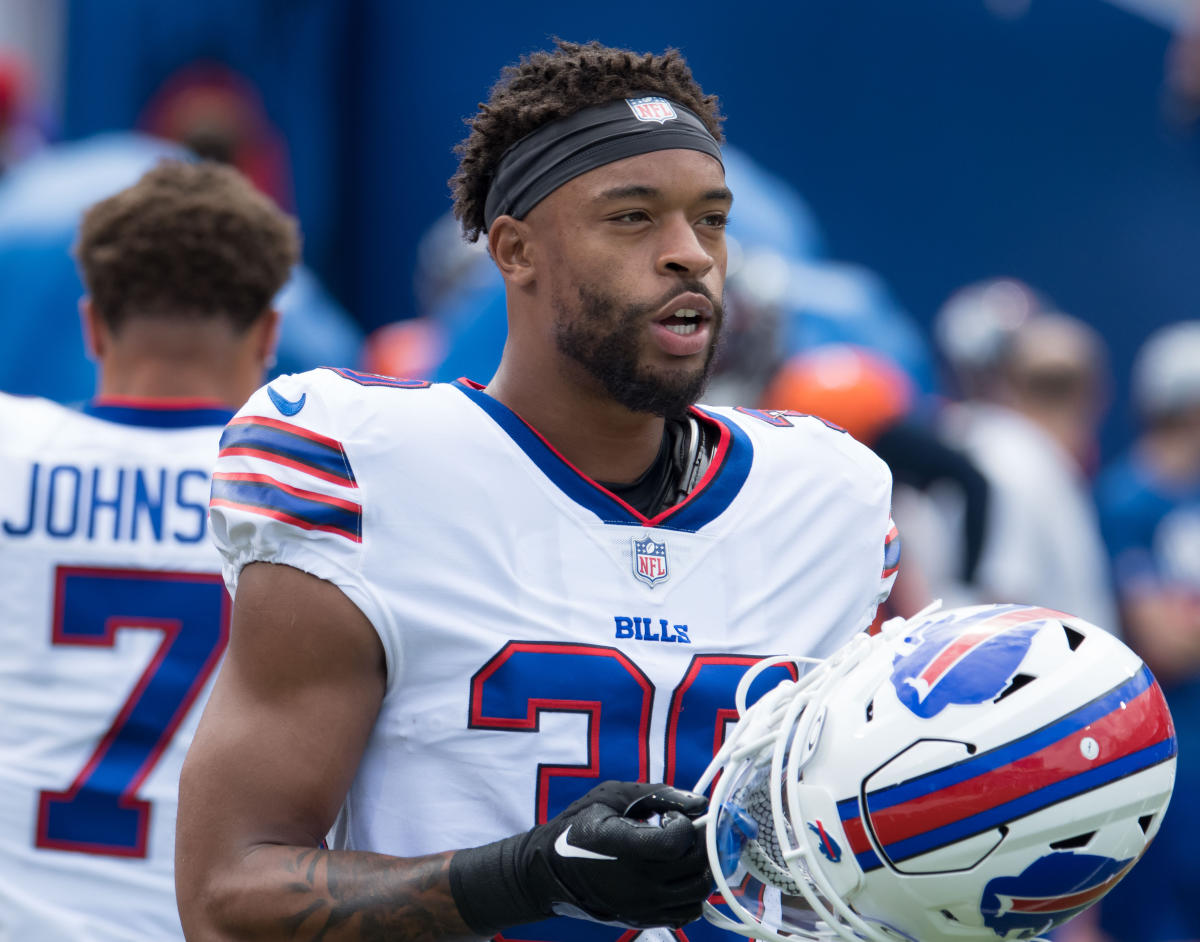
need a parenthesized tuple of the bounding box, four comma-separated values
(2, 0, 1198, 457)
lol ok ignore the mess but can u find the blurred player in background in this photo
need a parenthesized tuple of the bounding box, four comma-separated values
(0, 57, 362, 406)
(1093, 320, 1200, 942)
(936, 279, 1117, 629)
(175, 39, 897, 941)
(0, 160, 299, 940)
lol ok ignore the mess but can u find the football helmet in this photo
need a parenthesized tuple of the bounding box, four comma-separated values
(695, 603, 1177, 942)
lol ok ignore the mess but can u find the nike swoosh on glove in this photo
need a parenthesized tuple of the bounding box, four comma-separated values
(449, 780, 713, 935)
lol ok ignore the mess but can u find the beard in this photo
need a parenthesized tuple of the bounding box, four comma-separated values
(553, 280, 724, 418)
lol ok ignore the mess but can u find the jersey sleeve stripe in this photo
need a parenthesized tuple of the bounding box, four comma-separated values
(210, 498, 362, 542)
(212, 472, 361, 512)
(219, 417, 357, 487)
(217, 447, 355, 488)
(226, 414, 345, 450)
(210, 475, 362, 542)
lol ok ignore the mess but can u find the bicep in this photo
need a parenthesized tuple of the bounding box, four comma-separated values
(178, 561, 385, 864)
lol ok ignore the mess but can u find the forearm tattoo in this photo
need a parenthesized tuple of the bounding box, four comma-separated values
(279, 847, 470, 941)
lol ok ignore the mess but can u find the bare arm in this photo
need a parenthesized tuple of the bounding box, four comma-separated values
(175, 561, 478, 941)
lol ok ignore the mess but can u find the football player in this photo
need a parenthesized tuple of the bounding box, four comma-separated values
(0, 160, 298, 940)
(175, 40, 897, 941)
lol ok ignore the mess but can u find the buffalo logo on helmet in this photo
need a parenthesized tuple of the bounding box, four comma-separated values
(980, 852, 1135, 938)
(626, 96, 678, 124)
(632, 535, 669, 587)
(889, 605, 1063, 718)
(807, 821, 843, 863)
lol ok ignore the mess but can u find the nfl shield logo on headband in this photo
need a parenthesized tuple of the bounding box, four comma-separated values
(626, 96, 678, 124)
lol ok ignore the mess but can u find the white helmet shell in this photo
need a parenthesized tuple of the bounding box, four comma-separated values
(696, 603, 1177, 942)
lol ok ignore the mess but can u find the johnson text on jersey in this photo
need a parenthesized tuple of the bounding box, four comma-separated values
(3, 462, 210, 543)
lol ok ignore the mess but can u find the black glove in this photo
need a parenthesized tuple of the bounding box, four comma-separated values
(449, 780, 712, 936)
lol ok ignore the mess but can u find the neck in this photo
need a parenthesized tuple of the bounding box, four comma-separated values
(486, 358, 667, 484)
(96, 360, 249, 407)
(91, 315, 269, 411)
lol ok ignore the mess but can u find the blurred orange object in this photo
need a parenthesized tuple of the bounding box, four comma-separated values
(758, 344, 914, 444)
(362, 317, 447, 381)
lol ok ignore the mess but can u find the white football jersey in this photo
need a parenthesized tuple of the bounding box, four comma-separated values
(0, 392, 234, 942)
(209, 368, 897, 942)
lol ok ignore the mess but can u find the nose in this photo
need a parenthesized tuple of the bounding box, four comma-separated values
(657, 214, 715, 279)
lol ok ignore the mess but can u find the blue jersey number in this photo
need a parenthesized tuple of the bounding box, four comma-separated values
(469, 643, 797, 942)
(35, 566, 230, 857)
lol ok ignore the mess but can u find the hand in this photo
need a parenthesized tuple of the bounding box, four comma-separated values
(449, 780, 712, 934)
(529, 781, 712, 928)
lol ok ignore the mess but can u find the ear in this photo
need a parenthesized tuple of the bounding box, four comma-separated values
(255, 308, 283, 370)
(487, 216, 536, 288)
(79, 298, 107, 361)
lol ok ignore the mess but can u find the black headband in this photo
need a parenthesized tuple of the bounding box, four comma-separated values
(483, 95, 723, 230)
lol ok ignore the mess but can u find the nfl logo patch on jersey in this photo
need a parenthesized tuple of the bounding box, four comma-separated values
(626, 96, 678, 124)
(632, 535, 670, 587)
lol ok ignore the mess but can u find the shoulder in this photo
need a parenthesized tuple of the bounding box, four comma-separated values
(226, 367, 459, 453)
(0, 392, 77, 449)
(706, 403, 891, 486)
(250, 365, 442, 415)
(211, 368, 466, 551)
(0, 389, 69, 416)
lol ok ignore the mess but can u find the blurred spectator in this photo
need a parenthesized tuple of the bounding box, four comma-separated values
(138, 60, 293, 212)
(0, 49, 48, 174)
(1164, 6, 1200, 129)
(934, 276, 1043, 401)
(0, 132, 362, 403)
(775, 260, 940, 400)
(361, 217, 495, 382)
(758, 343, 991, 617)
(936, 279, 1118, 630)
(362, 208, 499, 383)
(1092, 320, 1200, 942)
(702, 145, 827, 404)
(715, 150, 937, 404)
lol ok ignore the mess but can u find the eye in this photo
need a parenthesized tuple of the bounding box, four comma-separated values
(698, 212, 729, 229)
(611, 209, 651, 224)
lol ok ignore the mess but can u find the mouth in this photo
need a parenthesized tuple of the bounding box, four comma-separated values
(651, 292, 715, 356)
(661, 308, 706, 336)
(656, 292, 714, 330)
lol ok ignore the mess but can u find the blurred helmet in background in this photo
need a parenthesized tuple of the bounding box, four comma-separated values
(1131, 320, 1200, 423)
(935, 278, 1049, 400)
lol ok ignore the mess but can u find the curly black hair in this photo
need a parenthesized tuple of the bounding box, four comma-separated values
(451, 39, 724, 242)
(75, 159, 300, 333)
